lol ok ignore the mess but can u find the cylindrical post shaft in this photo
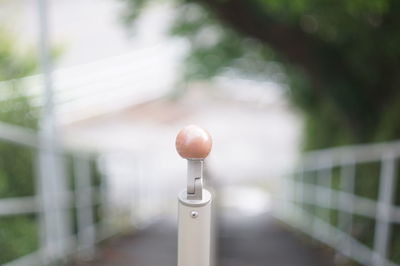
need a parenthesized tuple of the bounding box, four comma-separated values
(178, 189, 212, 266)
(175, 125, 213, 266)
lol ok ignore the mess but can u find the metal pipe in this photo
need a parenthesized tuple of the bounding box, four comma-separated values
(176, 125, 213, 266)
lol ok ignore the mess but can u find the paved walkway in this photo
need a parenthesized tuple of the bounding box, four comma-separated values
(71, 213, 333, 266)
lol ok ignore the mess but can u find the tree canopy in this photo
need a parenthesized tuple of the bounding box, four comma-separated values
(122, 0, 400, 149)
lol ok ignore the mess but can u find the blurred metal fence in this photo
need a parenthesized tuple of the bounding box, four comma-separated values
(275, 141, 400, 266)
(0, 121, 116, 266)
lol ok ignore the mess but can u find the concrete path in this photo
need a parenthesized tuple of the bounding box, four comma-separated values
(70, 213, 333, 266)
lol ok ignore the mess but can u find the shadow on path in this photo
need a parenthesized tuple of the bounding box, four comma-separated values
(218, 213, 333, 266)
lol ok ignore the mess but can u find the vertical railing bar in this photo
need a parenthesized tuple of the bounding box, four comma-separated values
(74, 155, 95, 258)
(132, 159, 140, 226)
(339, 158, 356, 230)
(297, 167, 305, 220)
(311, 168, 318, 238)
(284, 174, 293, 219)
(129, 155, 137, 226)
(315, 155, 333, 238)
(373, 151, 397, 266)
(97, 154, 110, 240)
(292, 173, 298, 220)
(338, 155, 356, 259)
(33, 150, 46, 265)
(36, 0, 72, 261)
(137, 159, 144, 224)
(97, 155, 105, 232)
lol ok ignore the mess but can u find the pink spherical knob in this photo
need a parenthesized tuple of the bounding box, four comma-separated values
(176, 125, 212, 159)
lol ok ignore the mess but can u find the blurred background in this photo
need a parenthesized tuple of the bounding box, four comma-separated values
(1, 0, 400, 265)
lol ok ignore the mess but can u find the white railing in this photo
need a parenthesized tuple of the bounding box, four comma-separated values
(0, 122, 115, 266)
(0, 120, 173, 265)
(274, 140, 400, 266)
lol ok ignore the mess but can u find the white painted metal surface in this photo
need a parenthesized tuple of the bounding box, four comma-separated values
(178, 190, 212, 266)
(74, 156, 96, 258)
(176, 125, 213, 266)
(36, 0, 71, 261)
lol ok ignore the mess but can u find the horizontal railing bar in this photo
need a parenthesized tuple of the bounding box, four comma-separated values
(0, 186, 101, 217)
(300, 141, 400, 170)
(0, 196, 38, 216)
(0, 122, 38, 148)
(0, 122, 99, 161)
(297, 181, 378, 218)
(287, 179, 400, 223)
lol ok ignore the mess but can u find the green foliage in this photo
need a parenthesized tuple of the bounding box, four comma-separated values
(0, 30, 38, 197)
(170, 4, 276, 81)
(0, 145, 35, 197)
(354, 162, 380, 199)
(0, 215, 39, 264)
(0, 29, 39, 264)
(301, 101, 355, 150)
(390, 224, 400, 263)
(118, 0, 150, 27)
(0, 29, 38, 129)
(352, 215, 376, 249)
(0, 32, 36, 81)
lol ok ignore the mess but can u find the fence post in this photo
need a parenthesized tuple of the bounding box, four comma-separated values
(294, 168, 304, 220)
(36, 0, 71, 261)
(97, 154, 112, 240)
(286, 167, 304, 219)
(74, 155, 95, 258)
(37, 145, 71, 263)
(316, 156, 333, 233)
(373, 151, 397, 266)
(338, 157, 356, 257)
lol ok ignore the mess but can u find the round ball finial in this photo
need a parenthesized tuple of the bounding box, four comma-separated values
(176, 125, 212, 159)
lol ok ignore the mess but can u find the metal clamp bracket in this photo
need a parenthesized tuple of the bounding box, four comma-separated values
(187, 159, 203, 200)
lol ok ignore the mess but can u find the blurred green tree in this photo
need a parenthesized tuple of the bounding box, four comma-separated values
(0, 29, 38, 197)
(121, 0, 400, 149)
(0, 29, 39, 263)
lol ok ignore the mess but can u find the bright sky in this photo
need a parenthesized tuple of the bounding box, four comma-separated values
(0, 0, 182, 67)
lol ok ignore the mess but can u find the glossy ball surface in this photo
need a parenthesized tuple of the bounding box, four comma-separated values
(176, 125, 212, 159)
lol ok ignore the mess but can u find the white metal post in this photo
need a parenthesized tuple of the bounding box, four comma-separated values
(339, 158, 355, 257)
(97, 155, 112, 239)
(178, 189, 212, 266)
(316, 157, 332, 229)
(373, 152, 397, 266)
(281, 175, 292, 219)
(288, 174, 296, 218)
(36, 0, 70, 261)
(295, 169, 304, 220)
(176, 125, 213, 266)
(74, 156, 95, 258)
